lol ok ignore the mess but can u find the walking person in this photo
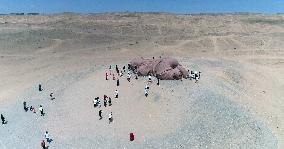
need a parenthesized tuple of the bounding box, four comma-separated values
(108, 112, 113, 124)
(39, 105, 44, 116)
(144, 89, 148, 97)
(104, 98, 107, 107)
(109, 65, 112, 75)
(41, 140, 46, 149)
(105, 72, 108, 80)
(108, 97, 112, 106)
(50, 93, 55, 100)
(23, 101, 28, 112)
(116, 65, 119, 74)
(112, 74, 115, 80)
(1, 114, 6, 124)
(157, 78, 160, 86)
(45, 131, 50, 143)
(115, 90, 118, 98)
(117, 78, 120, 86)
(99, 110, 102, 120)
(127, 73, 131, 82)
(39, 84, 43, 91)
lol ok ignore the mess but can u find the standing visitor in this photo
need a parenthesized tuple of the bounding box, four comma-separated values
(108, 97, 112, 106)
(99, 110, 102, 120)
(105, 72, 108, 80)
(39, 105, 44, 116)
(1, 114, 6, 124)
(23, 101, 28, 112)
(104, 98, 107, 107)
(45, 131, 50, 143)
(115, 90, 118, 98)
(108, 112, 113, 124)
(39, 84, 42, 91)
(117, 79, 120, 86)
(144, 89, 148, 97)
(113, 74, 115, 80)
(127, 73, 131, 82)
(41, 140, 46, 149)
(157, 78, 160, 86)
(109, 65, 112, 75)
(116, 65, 119, 74)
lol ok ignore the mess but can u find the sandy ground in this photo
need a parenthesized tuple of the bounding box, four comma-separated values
(0, 13, 283, 148)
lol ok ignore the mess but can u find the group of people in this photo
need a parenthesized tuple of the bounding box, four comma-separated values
(93, 95, 113, 123)
(23, 101, 45, 116)
(188, 71, 201, 83)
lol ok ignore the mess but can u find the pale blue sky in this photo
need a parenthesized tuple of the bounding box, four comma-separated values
(0, 0, 283, 14)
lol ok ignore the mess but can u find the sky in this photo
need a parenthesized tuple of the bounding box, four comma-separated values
(0, 0, 283, 14)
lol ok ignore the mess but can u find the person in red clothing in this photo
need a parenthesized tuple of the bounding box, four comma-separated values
(41, 140, 46, 149)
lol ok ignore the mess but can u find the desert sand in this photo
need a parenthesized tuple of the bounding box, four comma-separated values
(0, 12, 283, 148)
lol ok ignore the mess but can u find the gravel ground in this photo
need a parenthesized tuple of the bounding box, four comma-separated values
(0, 60, 278, 149)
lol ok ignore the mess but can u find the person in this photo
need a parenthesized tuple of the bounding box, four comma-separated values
(93, 98, 97, 108)
(144, 89, 148, 97)
(45, 131, 50, 143)
(30, 106, 36, 113)
(108, 97, 112, 106)
(157, 78, 160, 86)
(123, 66, 126, 72)
(50, 93, 55, 100)
(104, 98, 107, 107)
(127, 64, 131, 70)
(39, 105, 44, 116)
(39, 84, 42, 91)
(41, 140, 46, 149)
(23, 101, 28, 112)
(112, 74, 115, 80)
(117, 79, 120, 86)
(115, 90, 118, 98)
(109, 65, 112, 75)
(105, 72, 108, 80)
(99, 110, 102, 120)
(108, 112, 113, 124)
(135, 74, 138, 80)
(115, 65, 119, 74)
(127, 73, 131, 82)
(119, 71, 123, 77)
(145, 84, 149, 90)
(148, 75, 152, 83)
(1, 114, 6, 124)
(98, 100, 101, 108)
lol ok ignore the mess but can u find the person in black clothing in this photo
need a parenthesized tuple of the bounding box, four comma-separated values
(123, 66, 126, 72)
(23, 101, 28, 112)
(1, 114, 6, 124)
(39, 84, 42, 91)
(117, 79, 120, 86)
(104, 98, 107, 107)
(99, 110, 102, 120)
(108, 97, 112, 106)
(116, 65, 119, 74)
(157, 78, 160, 86)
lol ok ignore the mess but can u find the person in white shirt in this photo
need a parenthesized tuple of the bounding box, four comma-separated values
(148, 75, 152, 83)
(115, 90, 118, 98)
(127, 73, 131, 82)
(44, 131, 51, 143)
(39, 105, 44, 116)
(109, 112, 113, 124)
(144, 89, 148, 97)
